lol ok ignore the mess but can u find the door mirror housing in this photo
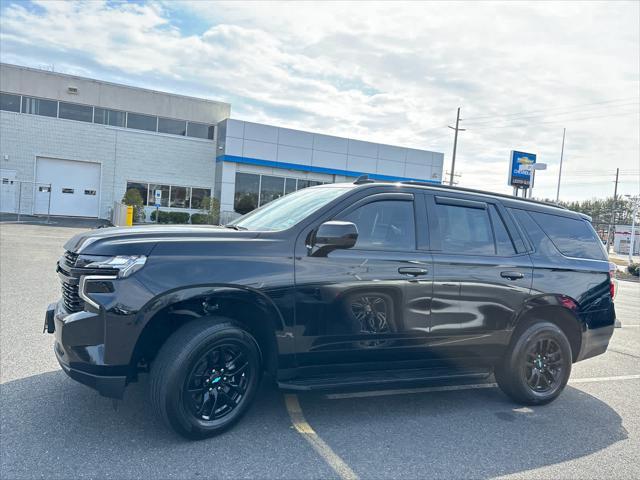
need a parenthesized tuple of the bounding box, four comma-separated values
(311, 221, 358, 257)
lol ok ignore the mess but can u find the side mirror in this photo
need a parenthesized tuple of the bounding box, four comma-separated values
(311, 221, 358, 257)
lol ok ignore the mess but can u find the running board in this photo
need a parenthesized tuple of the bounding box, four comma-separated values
(278, 367, 492, 392)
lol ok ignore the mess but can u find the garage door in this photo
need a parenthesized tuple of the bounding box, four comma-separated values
(35, 158, 101, 217)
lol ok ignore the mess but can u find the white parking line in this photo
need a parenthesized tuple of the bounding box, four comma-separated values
(325, 374, 640, 400)
(284, 394, 359, 480)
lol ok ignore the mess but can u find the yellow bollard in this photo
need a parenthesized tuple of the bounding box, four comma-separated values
(126, 206, 133, 226)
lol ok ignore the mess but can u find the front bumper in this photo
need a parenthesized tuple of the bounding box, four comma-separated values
(45, 302, 128, 399)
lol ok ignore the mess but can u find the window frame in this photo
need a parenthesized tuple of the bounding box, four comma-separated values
(58, 101, 94, 123)
(332, 192, 418, 252)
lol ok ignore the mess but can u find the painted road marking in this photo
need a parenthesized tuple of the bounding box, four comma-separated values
(325, 374, 640, 400)
(284, 394, 359, 480)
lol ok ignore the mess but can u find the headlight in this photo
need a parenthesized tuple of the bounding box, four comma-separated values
(85, 255, 147, 278)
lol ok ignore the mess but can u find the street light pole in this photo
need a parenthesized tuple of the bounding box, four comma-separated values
(448, 107, 466, 186)
(556, 128, 566, 202)
(629, 198, 638, 264)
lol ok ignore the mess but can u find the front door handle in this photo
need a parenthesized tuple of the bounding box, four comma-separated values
(501, 271, 524, 280)
(398, 267, 428, 276)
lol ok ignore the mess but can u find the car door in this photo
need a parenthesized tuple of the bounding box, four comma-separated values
(293, 190, 433, 370)
(425, 194, 533, 365)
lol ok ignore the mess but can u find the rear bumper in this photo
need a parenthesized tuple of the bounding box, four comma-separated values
(576, 304, 617, 362)
(46, 302, 128, 399)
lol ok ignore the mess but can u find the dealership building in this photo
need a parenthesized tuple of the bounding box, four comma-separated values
(0, 63, 444, 221)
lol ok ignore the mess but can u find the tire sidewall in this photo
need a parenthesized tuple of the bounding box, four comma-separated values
(163, 325, 261, 438)
(507, 322, 572, 404)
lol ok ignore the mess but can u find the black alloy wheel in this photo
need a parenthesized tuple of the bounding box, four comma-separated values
(523, 337, 564, 393)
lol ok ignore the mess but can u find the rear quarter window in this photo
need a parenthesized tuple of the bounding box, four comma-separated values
(528, 211, 606, 260)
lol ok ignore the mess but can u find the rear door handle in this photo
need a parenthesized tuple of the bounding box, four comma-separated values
(501, 271, 524, 280)
(398, 267, 428, 276)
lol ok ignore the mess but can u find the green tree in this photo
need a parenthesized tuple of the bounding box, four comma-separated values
(121, 188, 145, 223)
(201, 196, 221, 225)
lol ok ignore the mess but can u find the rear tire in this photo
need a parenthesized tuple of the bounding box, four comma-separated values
(495, 321, 572, 405)
(149, 317, 262, 439)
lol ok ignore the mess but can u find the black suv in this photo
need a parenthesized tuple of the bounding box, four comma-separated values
(45, 179, 615, 438)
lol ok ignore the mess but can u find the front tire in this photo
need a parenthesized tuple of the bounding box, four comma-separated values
(149, 318, 262, 439)
(495, 321, 572, 405)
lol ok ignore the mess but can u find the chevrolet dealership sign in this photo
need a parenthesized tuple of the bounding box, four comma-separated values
(508, 150, 537, 187)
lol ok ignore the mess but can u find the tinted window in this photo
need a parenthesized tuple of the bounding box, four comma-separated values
(435, 202, 494, 255)
(59, 102, 92, 122)
(234, 173, 259, 214)
(341, 200, 416, 251)
(22, 96, 57, 117)
(187, 122, 214, 140)
(126, 182, 149, 206)
(0, 92, 20, 112)
(158, 117, 186, 136)
(127, 112, 157, 132)
(191, 188, 210, 209)
(94, 107, 126, 127)
(260, 175, 285, 206)
(529, 211, 606, 260)
(489, 205, 516, 255)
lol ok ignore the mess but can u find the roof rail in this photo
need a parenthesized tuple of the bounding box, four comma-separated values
(398, 180, 568, 210)
(353, 174, 375, 185)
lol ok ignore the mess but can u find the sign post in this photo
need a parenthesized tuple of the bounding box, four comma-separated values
(154, 189, 161, 223)
(508, 151, 537, 197)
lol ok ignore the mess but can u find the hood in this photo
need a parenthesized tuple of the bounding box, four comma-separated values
(64, 224, 260, 256)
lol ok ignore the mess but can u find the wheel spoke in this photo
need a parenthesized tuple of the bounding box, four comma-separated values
(206, 390, 219, 419)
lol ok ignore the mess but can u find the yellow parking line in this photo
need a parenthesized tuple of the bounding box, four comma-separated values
(284, 394, 359, 480)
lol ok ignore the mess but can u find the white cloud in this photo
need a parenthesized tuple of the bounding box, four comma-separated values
(1, 0, 638, 200)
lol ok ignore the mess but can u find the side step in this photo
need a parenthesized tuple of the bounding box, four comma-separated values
(278, 367, 492, 392)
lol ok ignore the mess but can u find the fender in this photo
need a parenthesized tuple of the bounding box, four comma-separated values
(135, 283, 287, 332)
(512, 293, 583, 330)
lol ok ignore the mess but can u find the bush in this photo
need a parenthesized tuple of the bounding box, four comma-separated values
(169, 211, 190, 224)
(121, 189, 145, 223)
(628, 263, 640, 277)
(150, 210, 171, 224)
(200, 196, 221, 225)
(190, 213, 209, 224)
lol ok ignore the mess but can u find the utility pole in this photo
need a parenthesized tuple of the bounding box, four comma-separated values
(448, 107, 465, 186)
(605, 168, 620, 252)
(555, 128, 566, 202)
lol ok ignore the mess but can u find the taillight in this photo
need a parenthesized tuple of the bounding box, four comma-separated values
(610, 281, 615, 299)
(609, 262, 616, 299)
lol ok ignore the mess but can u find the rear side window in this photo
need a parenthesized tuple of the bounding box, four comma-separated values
(513, 209, 606, 260)
(434, 202, 494, 255)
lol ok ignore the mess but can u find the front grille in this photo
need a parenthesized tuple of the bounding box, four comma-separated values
(58, 250, 83, 313)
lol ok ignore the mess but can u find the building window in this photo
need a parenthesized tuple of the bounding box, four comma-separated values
(187, 121, 214, 140)
(191, 188, 209, 209)
(297, 179, 322, 190)
(158, 117, 186, 136)
(170, 185, 190, 208)
(94, 107, 126, 127)
(234, 173, 260, 214)
(0, 92, 20, 112)
(148, 184, 170, 206)
(260, 175, 285, 206)
(22, 96, 57, 117)
(127, 112, 157, 132)
(285, 177, 297, 194)
(59, 101, 93, 122)
(126, 182, 149, 206)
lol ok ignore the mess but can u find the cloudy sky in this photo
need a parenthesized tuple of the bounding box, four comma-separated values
(1, 0, 638, 201)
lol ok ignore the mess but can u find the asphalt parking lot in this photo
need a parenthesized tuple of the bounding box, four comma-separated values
(1, 222, 639, 480)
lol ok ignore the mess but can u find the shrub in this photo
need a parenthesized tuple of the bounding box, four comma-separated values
(169, 211, 190, 224)
(200, 196, 221, 224)
(121, 189, 145, 223)
(190, 213, 209, 224)
(150, 210, 171, 224)
(628, 263, 640, 277)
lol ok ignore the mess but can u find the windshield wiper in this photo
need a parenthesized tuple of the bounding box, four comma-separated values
(224, 224, 248, 231)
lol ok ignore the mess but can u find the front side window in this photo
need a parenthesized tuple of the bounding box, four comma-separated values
(22, 96, 57, 117)
(127, 112, 157, 132)
(0, 92, 20, 112)
(231, 186, 352, 231)
(435, 202, 494, 255)
(340, 200, 416, 251)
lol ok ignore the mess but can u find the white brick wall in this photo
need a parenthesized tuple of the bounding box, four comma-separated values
(0, 111, 217, 218)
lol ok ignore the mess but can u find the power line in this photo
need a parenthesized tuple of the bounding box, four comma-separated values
(463, 97, 640, 122)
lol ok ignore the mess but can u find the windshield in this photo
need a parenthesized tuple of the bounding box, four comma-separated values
(229, 186, 353, 231)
